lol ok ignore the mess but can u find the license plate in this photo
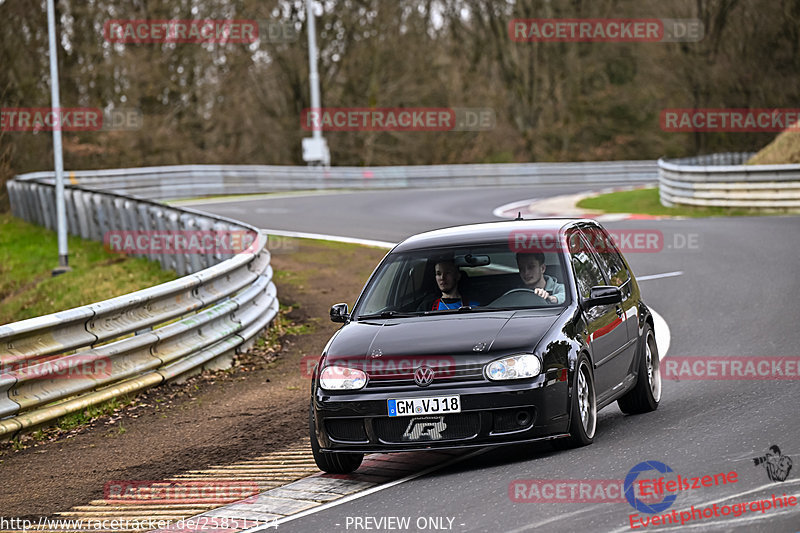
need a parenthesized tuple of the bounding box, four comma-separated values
(387, 395, 461, 417)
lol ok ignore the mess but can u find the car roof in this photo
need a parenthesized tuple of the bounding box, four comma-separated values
(392, 218, 599, 252)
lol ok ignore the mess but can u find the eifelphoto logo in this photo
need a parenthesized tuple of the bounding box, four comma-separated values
(103, 480, 259, 504)
(104, 230, 259, 255)
(0, 355, 112, 380)
(625, 460, 740, 521)
(1, 107, 142, 132)
(661, 108, 800, 132)
(661, 356, 800, 381)
(753, 445, 793, 482)
(509, 18, 703, 43)
(301, 107, 495, 132)
(629, 494, 798, 529)
(625, 461, 679, 514)
(103, 19, 259, 43)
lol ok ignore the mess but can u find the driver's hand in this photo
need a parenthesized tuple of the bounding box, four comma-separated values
(534, 288, 549, 299)
(534, 288, 556, 304)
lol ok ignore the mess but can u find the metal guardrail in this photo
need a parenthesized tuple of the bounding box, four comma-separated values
(6, 154, 762, 437)
(658, 152, 800, 209)
(0, 178, 278, 438)
(1, 159, 658, 438)
(14, 160, 658, 200)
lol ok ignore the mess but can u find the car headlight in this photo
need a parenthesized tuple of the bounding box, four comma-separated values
(485, 353, 542, 381)
(319, 365, 367, 390)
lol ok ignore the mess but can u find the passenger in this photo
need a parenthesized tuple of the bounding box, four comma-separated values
(426, 259, 479, 310)
(516, 252, 565, 304)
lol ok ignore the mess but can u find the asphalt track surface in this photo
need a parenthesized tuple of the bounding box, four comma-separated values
(191, 184, 800, 533)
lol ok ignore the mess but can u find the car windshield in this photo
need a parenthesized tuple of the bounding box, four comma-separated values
(354, 244, 569, 318)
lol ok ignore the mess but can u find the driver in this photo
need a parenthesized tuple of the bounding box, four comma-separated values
(516, 252, 565, 304)
(428, 259, 479, 310)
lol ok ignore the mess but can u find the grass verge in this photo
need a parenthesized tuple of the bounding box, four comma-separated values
(0, 213, 177, 324)
(577, 188, 776, 217)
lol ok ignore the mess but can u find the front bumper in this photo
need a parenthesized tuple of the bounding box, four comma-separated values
(311, 377, 571, 453)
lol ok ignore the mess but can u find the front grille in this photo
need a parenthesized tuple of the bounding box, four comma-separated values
(325, 418, 368, 442)
(366, 361, 485, 388)
(374, 413, 480, 443)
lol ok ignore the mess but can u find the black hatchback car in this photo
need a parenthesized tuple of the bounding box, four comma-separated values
(309, 219, 661, 473)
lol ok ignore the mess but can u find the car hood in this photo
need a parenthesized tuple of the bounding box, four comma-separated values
(324, 309, 563, 366)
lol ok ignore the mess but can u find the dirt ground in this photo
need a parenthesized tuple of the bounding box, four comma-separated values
(0, 239, 387, 519)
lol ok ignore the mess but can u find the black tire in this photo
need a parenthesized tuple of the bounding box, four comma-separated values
(554, 354, 597, 449)
(617, 323, 661, 415)
(309, 403, 363, 474)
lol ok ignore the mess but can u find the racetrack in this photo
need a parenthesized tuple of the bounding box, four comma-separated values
(191, 185, 800, 532)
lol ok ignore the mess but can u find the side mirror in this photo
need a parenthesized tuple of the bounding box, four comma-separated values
(330, 303, 349, 323)
(583, 286, 622, 308)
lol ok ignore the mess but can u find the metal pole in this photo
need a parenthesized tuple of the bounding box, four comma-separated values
(301, 0, 329, 166)
(47, 0, 70, 273)
(306, 0, 321, 143)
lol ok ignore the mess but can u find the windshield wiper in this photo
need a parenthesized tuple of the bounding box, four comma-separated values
(423, 306, 483, 315)
(357, 311, 420, 319)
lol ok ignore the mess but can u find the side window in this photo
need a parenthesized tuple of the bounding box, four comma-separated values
(359, 261, 402, 314)
(393, 258, 428, 309)
(569, 233, 605, 300)
(582, 227, 630, 288)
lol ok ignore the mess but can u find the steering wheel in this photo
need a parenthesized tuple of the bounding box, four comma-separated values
(489, 288, 549, 307)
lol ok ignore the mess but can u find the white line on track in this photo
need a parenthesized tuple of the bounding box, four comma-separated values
(262, 228, 395, 249)
(504, 505, 609, 532)
(492, 199, 537, 218)
(651, 308, 670, 360)
(637, 270, 684, 281)
(167, 190, 349, 207)
(243, 448, 494, 532)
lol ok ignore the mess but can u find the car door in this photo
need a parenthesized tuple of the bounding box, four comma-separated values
(584, 224, 639, 382)
(568, 229, 631, 400)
